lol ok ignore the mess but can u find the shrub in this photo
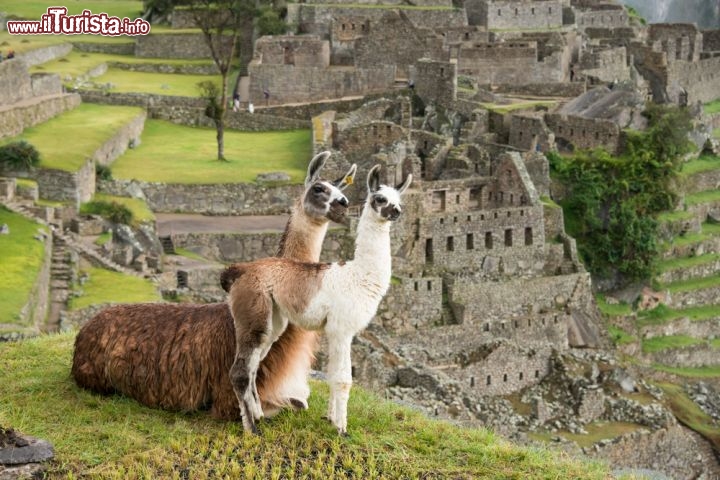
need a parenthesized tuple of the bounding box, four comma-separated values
(0, 141, 41, 171)
(81, 200, 133, 226)
(96, 164, 113, 181)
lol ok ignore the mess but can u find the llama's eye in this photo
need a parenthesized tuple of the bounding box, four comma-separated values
(313, 185, 324, 194)
(375, 196, 387, 205)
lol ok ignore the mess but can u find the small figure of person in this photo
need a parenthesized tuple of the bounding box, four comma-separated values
(7, 50, 14, 60)
(248, 102, 254, 114)
(0, 223, 9, 234)
(408, 79, 415, 90)
(263, 88, 270, 106)
(232, 93, 240, 112)
(569, 66, 575, 82)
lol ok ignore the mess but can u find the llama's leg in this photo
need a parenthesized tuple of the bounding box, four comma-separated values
(229, 285, 272, 434)
(326, 332, 353, 435)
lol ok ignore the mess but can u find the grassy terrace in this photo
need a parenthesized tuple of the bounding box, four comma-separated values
(112, 120, 312, 184)
(662, 222, 720, 250)
(80, 193, 155, 226)
(595, 294, 632, 317)
(0, 207, 47, 329)
(663, 272, 720, 293)
(0, 30, 133, 56)
(638, 304, 720, 327)
(608, 325, 636, 345)
(69, 267, 160, 310)
(89, 68, 224, 97)
(685, 189, 720, 207)
(705, 99, 720, 115)
(641, 334, 707, 353)
(656, 252, 720, 273)
(679, 153, 720, 177)
(479, 100, 557, 114)
(654, 365, 720, 378)
(657, 209, 695, 223)
(657, 382, 720, 451)
(3, 103, 143, 172)
(31, 51, 217, 80)
(0, 332, 609, 478)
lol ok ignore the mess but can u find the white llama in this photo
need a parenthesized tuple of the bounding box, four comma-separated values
(222, 165, 412, 434)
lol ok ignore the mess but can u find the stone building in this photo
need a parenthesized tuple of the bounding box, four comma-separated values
(466, 0, 564, 30)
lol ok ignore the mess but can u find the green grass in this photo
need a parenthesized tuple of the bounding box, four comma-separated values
(664, 273, 720, 293)
(654, 365, 720, 378)
(174, 247, 208, 262)
(112, 120, 312, 184)
(657, 209, 694, 223)
(679, 153, 720, 177)
(557, 422, 643, 449)
(69, 267, 161, 310)
(479, 100, 557, 114)
(641, 335, 704, 353)
(89, 68, 224, 97)
(662, 222, 720, 250)
(714, 128, 720, 139)
(608, 325, 636, 345)
(685, 189, 720, 207)
(31, 51, 216, 81)
(3, 103, 144, 172)
(638, 304, 720, 327)
(0, 207, 47, 327)
(656, 252, 720, 273)
(0, 331, 609, 479)
(94, 231, 112, 246)
(705, 99, 720, 115)
(0, 28, 133, 57)
(656, 382, 720, 451)
(82, 193, 155, 226)
(596, 294, 632, 317)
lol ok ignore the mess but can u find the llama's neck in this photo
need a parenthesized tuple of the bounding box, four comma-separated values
(277, 199, 328, 262)
(352, 207, 392, 280)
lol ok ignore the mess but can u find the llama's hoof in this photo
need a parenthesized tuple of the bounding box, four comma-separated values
(289, 398, 308, 410)
(337, 428, 349, 437)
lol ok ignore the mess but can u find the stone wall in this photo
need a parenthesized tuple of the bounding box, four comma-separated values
(468, 0, 563, 29)
(0, 93, 81, 140)
(18, 231, 52, 335)
(94, 111, 146, 167)
(649, 345, 720, 368)
(287, 4, 467, 38)
(98, 179, 305, 215)
(508, 114, 555, 152)
(169, 227, 352, 264)
(149, 105, 309, 131)
(575, 5, 628, 31)
(668, 283, 720, 308)
(254, 35, 330, 67)
(108, 61, 219, 75)
(354, 11, 445, 79)
(72, 42, 135, 55)
(642, 317, 720, 343)
(17, 43, 73, 68)
(657, 258, 720, 284)
(35, 159, 95, 206)
(493, 82, 585, 97)
(415, 58, 457, 108)
(247, 62, 395, 106)
(666, 56, 720, 105)
(578, 46, 630, 83)
(545, 113, 622, 154)
(30, 73, 62, 97)
(703, 29, 720, 52)
(376, 274, 444, 332)
(332, 120, 407, 160)
(77, 89, 206, 108)
(458, 41, 568, 84)
(135, 33, 232, 59)
(0, 60, 33, 106)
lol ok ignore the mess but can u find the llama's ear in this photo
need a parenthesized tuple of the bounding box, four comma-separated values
(333, 163, 357, 191)
(367, 165, 382, 193)
(306, 151, 330, 187)
(396, 174, 413, 195)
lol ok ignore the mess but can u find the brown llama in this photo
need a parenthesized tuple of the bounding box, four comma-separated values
(71, 152, 356, 418)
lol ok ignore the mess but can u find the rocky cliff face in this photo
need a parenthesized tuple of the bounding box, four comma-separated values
(619, 0, 720, 28)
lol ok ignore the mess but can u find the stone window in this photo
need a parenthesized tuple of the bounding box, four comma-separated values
(386, 125, 391, 134)
(440, 218, 444, 224)
(447, 236, 454, 252)
(454, 216, 458, 223)
(487, 375, 492, 385)
(351, 23, 355, 30)
(499, 192, 504, 203)
(484, 323, 490, 332)
(440, 67, 445, 77)
(519, 131, 523, 141)
(494, 212, 498, 219)
(467, 215, 471, 222)
(431, 190, 446, 212)
(485, 232, 493, 249)
(520, 209, 524, 216)
(465, 32, 469, 40)
(425, 238, 434, 263)
(467, 233, 474, 250)
(341, 24, 346, 31)
(427, 280, 432, 291)
(505, 229, 513, 247)
(503, 373, 508, 382)
(519, 372, 524, 380)
(525, 227, 533, 245)
(514, 320, 518, 328)
(535, 370, 540, 378)
(361, 24, 367, 32)
(531, 7, 535, 15)
(514, 8, 518, 15)
(414, 281, 419, 292)
(497, 9, 501, 16)
(570, 128, 574, 136)
(548, 7, 552, 14)
(481, 214, 485, 220)
(488, 191, 492, 201)
(470, 376, 475, 387)
(456, 194, 460, 204)
(507, 211, 511, 217)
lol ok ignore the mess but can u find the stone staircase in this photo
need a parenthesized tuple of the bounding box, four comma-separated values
(159, 235, 175, 254)
(47, 235, 76, 331)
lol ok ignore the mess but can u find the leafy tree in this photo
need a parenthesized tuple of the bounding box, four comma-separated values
(551, 104, 694, 283)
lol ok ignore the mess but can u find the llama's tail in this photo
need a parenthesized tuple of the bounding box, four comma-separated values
(221, 263, 250, 292)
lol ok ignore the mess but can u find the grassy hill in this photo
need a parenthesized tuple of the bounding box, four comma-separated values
(0, 332, 610, 478)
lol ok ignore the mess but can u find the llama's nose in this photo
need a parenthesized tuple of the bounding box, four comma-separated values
(337, 197, 348, 207)
(389, 207, 401, 220)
